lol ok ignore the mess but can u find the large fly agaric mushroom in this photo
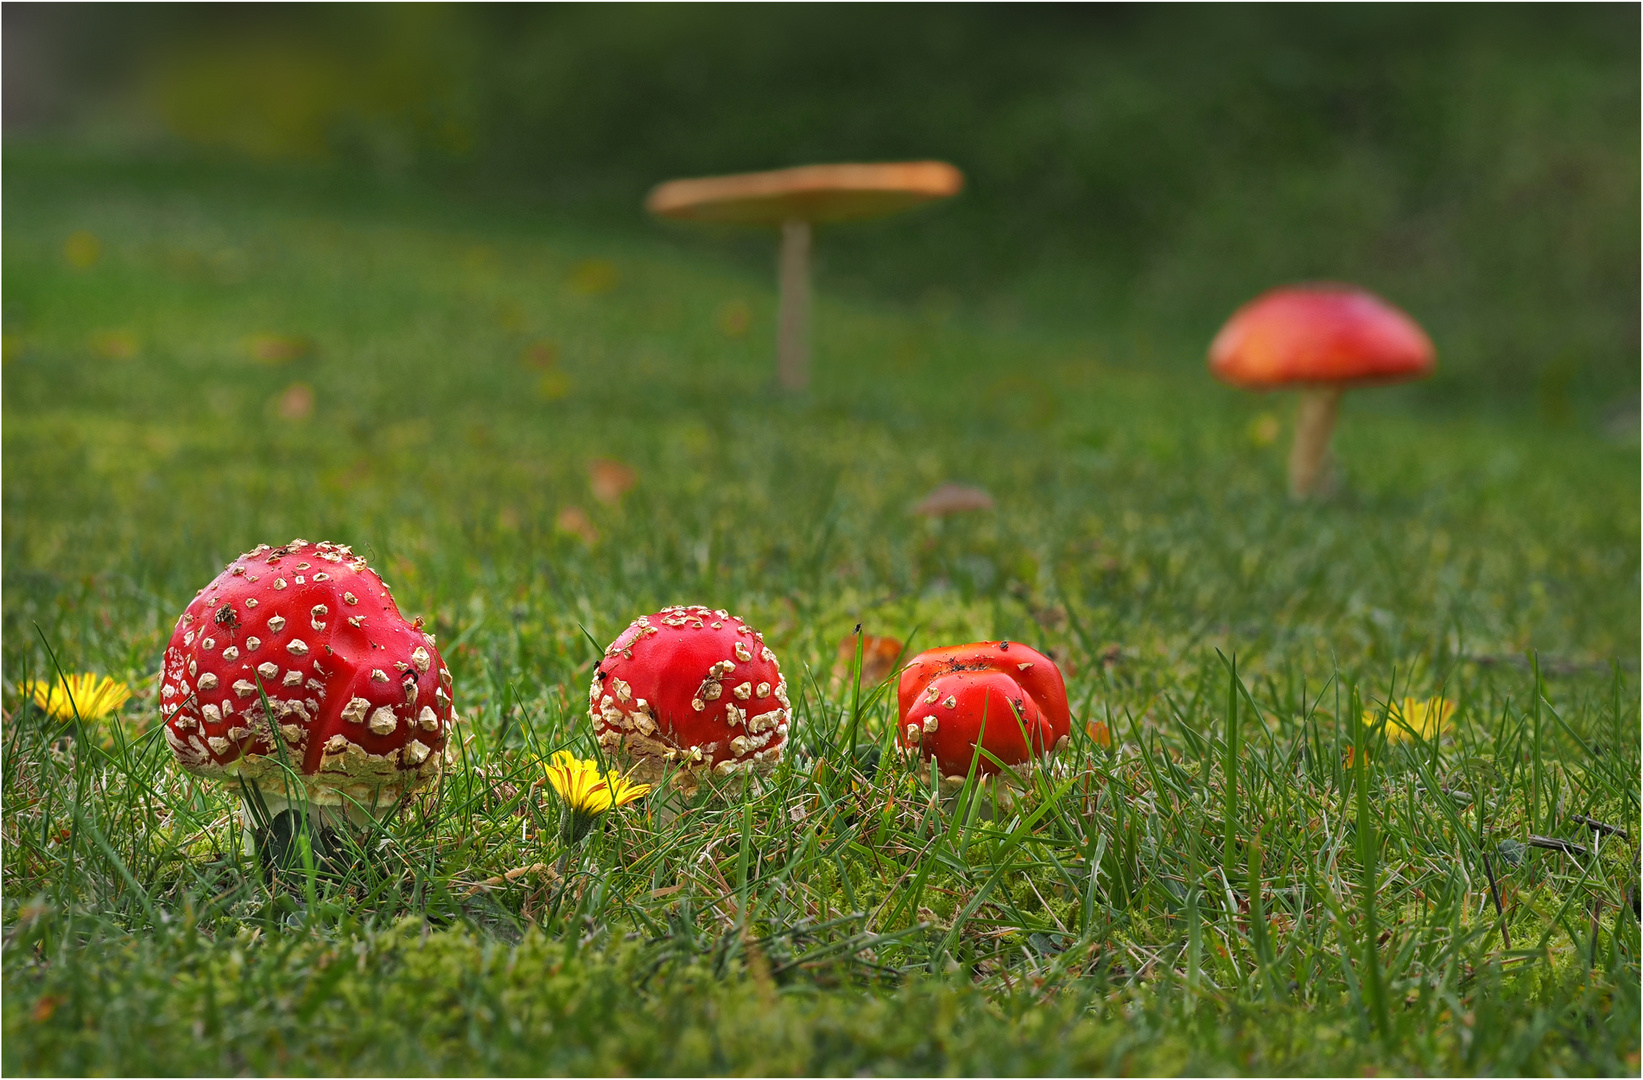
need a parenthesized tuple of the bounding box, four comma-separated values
(591, 605, 789, 791)
(1209, 284, 1436, 498)
(159, 540, 452, 838)
(645, 161, 964, 392)
(897, 641, 1070, 785)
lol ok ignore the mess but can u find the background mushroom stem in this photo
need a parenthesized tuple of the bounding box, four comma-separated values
(777, 218, 811, 392)
(1289, 385, 1342, 498)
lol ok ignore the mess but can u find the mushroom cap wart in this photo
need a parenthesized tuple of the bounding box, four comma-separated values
(896, 642, 1071, 778)
(591, 605, 789, 783)
(645, 162, 964, 226)
(1209, 285, 1435, 390)
(159, 540, 452, 808)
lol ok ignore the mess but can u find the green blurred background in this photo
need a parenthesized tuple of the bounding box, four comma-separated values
(6, 2, 1638, 416)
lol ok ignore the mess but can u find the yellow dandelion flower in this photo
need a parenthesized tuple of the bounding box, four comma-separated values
(22, 673, 132, 724)
(1363, 696, 1455, 744)
(544, 750, 650, 845)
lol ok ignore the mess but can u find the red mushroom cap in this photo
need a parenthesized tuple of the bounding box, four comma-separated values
(896, 641, 1071, 779)
(591, 605, 789, 783)
(1209, 284, 1435, 390)
(159, 539, 452, 810)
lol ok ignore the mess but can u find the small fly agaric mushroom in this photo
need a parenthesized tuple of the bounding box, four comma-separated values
(159, 540, 453, 838)
(897, 641, 1071, 784)
(646, 161, 964, 392)
(591, 605, 790, 791)
(1209, 284, 1436, 498)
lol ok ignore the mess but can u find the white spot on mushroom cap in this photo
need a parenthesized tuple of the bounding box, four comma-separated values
(341, 697, 370, 724)
(368, 706, 398, 735)
(371, 669, 389, 683)
(282, 670, 302, 687)
(197, 672, 219, 691)
(286, 639, 309, 656)
(267, 615, 286, 633)
(257, 662, 278, 679)
(232, 680, 257, 699)
(245, 636, 261, 651)
(274, 579, 287, 590)
(411, 647, 430, 674)
(418, 706, 439, 731)
(222, 646, 240, 661)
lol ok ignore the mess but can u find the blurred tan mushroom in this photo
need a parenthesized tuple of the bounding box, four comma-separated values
(912, 483, 995, 517)
(555, 506, 599, 545)
(246, 333, 314, 364)
(275, 382, 315, 421)
(832, 634, 906, 687)
(646, 162, 964, 391)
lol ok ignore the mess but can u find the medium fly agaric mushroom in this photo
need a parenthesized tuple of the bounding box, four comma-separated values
(159, 540, 452, 836)
(897, 641, 1070, 784)
(590, 605, 789, 790)
(645, 161, 964, 392)
(1209, 284, 1436, 498)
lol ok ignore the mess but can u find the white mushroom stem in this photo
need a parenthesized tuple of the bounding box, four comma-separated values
(777, 218, 811, 392)
(1289, 385, 1342, 499)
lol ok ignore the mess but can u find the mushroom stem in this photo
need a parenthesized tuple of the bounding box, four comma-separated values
(776, 218, 811, 392)
(239, 788, 389, 857)
(1289, 385, 1342, 499)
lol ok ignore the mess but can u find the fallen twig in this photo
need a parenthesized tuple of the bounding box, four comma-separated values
(1528, 835, 1589, 859)
(1572, 815, 1631, 841)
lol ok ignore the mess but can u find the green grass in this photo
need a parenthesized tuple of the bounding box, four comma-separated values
(2, 146, 1639, 1075)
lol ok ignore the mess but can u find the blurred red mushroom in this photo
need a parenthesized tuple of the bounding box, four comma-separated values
(589, 459, 638, 505)
(591, 605, 789, 792)
(1210, 284, 1435, 498)
(159, 540, 452, 848)
(897, 641, 1070, 784)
